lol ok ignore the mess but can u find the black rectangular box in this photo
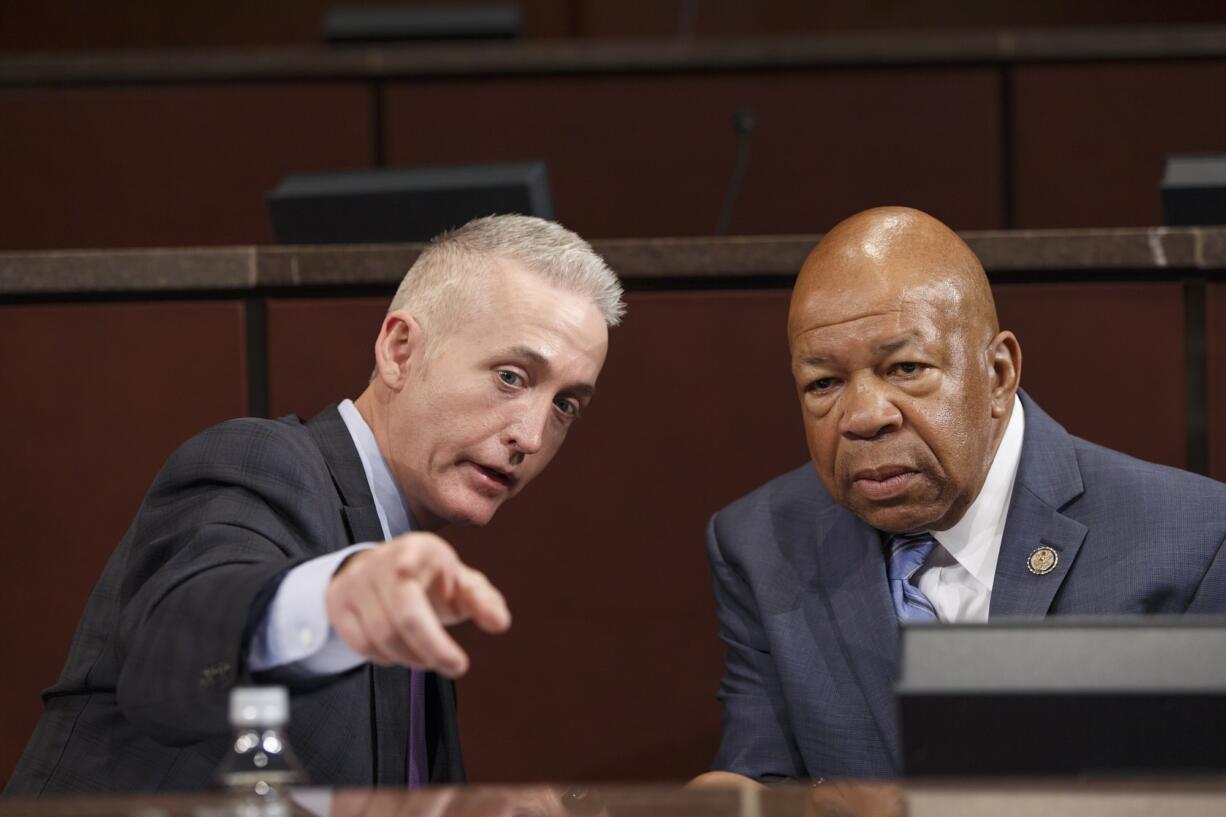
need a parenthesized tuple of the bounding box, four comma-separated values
(899, 617, 1226, 775)
(267, 162, 553, 245)
(1162, 155, 1226, 226)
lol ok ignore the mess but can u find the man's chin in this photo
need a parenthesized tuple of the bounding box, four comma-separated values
(435, 494, 505, 528)
(435, 508, 496, 529)
(846, 499, 947, 535)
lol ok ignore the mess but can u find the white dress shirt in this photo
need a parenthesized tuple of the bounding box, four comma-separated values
(915, 395, 1025, 623)
(248, 399, 413, 674)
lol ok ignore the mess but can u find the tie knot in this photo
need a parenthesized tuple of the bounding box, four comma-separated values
(886, 533, 938, 584)
(885, 533, 940, 622)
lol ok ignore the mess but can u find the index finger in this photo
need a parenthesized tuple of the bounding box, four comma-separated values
(448, 566, 512, 633)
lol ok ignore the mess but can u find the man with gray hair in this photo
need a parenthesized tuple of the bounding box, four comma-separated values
(7, 215, 624, 794)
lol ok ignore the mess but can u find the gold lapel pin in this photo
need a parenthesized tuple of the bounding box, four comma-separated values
(1027, 546, 1059, 576)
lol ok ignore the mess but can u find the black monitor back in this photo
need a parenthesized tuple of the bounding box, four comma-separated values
(1162, 155, 1226, 226)
(267, 161, 553, 245)
(898, 617, 1226, 775)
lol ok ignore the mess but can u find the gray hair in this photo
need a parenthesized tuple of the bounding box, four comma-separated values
(387, 215, 625, 341)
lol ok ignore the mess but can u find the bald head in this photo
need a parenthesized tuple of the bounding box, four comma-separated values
(789, 206, 998, 347)
(787, 206, 1021, 534)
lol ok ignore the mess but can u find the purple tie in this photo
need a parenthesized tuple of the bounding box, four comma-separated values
(407, 669, 427, 786)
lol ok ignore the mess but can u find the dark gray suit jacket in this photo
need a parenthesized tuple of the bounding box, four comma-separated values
(6, 407, 465, 794)
(707, 392, 1226, 780)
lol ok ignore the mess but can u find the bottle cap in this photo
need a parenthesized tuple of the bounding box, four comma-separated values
(229, 685, 289, 727)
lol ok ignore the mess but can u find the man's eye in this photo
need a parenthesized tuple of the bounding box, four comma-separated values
(497, 370, 523, 387)
(893, 362, 923, 375)
(807, 377, 835, 393)
(554, 397, 579, 417)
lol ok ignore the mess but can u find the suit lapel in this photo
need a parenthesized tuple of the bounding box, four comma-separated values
(307, 406, 385, 566)
(341, 505, 384, 545)
(305, 405, 413, 785)
(990, 392, 1089, 617)
(809, 503, 902, 772)
(305, 406, 384, 536)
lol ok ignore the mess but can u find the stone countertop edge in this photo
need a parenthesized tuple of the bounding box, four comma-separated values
(1, 227, 1224, 297)
(1, 27, 1225, 86)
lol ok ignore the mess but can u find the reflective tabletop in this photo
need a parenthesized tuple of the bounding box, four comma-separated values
(5, 779, 1226, 817)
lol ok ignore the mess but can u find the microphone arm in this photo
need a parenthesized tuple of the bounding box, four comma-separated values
(716, 106, 756, 236)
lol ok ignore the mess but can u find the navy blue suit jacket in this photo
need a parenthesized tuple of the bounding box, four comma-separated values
(707, 392, 1226, 780)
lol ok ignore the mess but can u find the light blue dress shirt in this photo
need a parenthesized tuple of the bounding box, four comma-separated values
(248, 399, 414, 674)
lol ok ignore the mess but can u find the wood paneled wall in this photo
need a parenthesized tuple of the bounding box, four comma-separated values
(4, 0, 1226, 51)
(0, 302, 249, 787)
(2, 50, 1223, 250)
(383, 68, 1003, 238)
(0, 84, 373, 249)
(1011, 60, 1226, 228)
(1210, 282, 1226, 478)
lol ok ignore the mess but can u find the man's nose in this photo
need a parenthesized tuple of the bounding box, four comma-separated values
(839, 377, 903, 440)
(504, 402, 548, 459)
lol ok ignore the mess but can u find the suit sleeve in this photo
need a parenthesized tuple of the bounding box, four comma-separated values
(112, 420, 334, 745)
(706, 513, 806, 781)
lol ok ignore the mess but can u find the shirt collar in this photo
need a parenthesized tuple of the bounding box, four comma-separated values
(929, 394, 1025, 590)
(337, 399, 415, 540)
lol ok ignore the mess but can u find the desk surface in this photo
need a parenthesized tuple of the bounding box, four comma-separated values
(5, 780, 1226, 817)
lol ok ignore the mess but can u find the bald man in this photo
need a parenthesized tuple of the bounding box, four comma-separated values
(704, 207, 1226, 782)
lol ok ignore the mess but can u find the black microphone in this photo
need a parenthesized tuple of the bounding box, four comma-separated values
(716, 106, 756, 236)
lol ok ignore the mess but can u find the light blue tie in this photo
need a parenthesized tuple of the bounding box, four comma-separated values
(886, 533, 939, 622)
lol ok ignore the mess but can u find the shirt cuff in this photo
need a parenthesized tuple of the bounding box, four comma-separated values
(248, 543, 376, 675)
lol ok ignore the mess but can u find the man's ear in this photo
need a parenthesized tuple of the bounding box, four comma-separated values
(987, 330, 1022, 419)
(373, 310, 424, 390)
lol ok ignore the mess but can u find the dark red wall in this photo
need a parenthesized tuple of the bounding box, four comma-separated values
(267, 297, 387, 417)
(0, 84, 372, 251)
(0, 301, 248, 785)
(1011, 61, 1226, 228)
(574, 1, 1226, 38)
(4, 58, 1223, 248)
(993, 283, 1187, 467)
(1210, 282, 1226, 482)
(383, 67, 1002, 239)
(4, 0, 1226, 51)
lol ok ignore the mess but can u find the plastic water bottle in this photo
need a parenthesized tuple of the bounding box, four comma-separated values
(217, 686, 306, 804)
